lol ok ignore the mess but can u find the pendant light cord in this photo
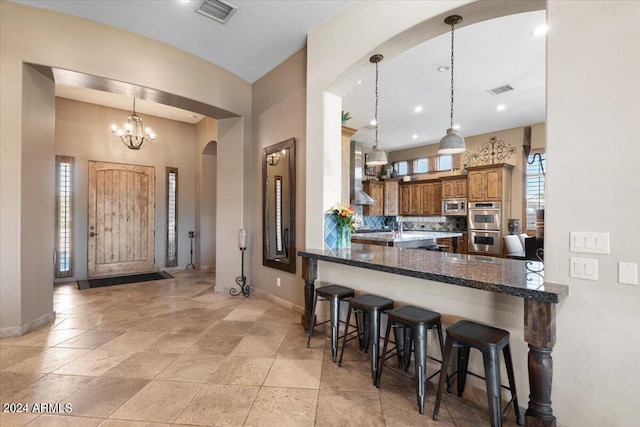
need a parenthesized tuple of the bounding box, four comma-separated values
(449, 21, 455, 129)
(374, 59, 379, 146)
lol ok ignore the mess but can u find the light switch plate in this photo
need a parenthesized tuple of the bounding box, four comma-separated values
(570, 257, 598, 281)
(570, 232, 610, 255)
(618, 262, 638, 285)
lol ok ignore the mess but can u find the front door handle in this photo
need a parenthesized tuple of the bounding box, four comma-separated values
(90, 231, 99, 237)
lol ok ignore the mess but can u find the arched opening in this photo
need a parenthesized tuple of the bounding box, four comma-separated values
(199, 140, 218, 271)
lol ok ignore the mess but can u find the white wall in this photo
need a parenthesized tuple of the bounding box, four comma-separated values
(307, 1, 640, 426)
(201, 150, 217, 270)
(0, 2, 250, 331)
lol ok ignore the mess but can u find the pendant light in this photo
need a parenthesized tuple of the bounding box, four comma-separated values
(438, 15, 466, 155)
(366, 54, 388, 166)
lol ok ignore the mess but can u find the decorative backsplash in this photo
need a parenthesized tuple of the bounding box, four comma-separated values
(359, 209, 467, 232)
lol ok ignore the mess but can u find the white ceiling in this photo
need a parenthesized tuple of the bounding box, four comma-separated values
(14, 2, 545, 150)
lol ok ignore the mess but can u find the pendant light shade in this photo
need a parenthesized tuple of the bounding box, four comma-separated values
(366, 54, 388, 166)
(438, 15, 466, 155)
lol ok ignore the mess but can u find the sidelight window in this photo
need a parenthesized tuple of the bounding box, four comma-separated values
(166, 167, 178, 267)
(55, 156, 74, 278)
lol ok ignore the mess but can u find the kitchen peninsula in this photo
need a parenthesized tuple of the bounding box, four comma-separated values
(299, 244, 568, 426)
(351, 230, 462, 250)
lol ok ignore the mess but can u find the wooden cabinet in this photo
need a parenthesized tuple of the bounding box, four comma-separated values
(384, 180, 399, 216)
(399, 180, 442, 216)
(441, 176, 467, 199)
(362, 181, 384, 216)
(436, 234, 467, 254)
(466, 164, 513, 202)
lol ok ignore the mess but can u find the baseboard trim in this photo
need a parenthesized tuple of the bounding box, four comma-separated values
(250, 287, 304, 316)
(0, 311, 56, 337)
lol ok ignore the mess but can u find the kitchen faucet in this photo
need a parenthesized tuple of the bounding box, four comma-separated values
(396, 216, 403, 235)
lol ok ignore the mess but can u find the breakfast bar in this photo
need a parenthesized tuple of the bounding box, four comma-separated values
(299, 244, 569, 427)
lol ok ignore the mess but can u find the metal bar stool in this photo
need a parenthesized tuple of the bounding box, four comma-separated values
(433, 320, 523, 426)
(375, 305, 450, 415)
(338, 293, 394, 384)
(306, 284, 355, 362)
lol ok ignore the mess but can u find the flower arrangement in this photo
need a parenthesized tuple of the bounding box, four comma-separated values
(327, 203, 362, 231)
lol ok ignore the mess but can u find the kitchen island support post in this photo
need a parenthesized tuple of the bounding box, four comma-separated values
(524, 299, 557, 427)
(300, 258, 559, 426)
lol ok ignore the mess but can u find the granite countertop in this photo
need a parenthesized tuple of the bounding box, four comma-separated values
(351, 230, 463, 243)
(298, 244, 569, 303)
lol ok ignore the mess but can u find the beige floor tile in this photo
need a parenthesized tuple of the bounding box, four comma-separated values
(263, 359, 322, 389)
(55, 330, 124, 349)
(0, 412, 39, 427)
(5, 347, 89, 374)
(315, 389, 385, 426)
(203, 320, 254, 336)
(276, 330, 325, 360)
(256, 305, 298, 323)
(320, 360, 378, 391)
(155, 350, 225, 383)
(97, 331, 165, 351)
(379, 386, 456, 426)
(52, 349, 133, 377)
(7, 374, 94, 404)
(0, 371, 45, 398)
(52, 314, 103, 330)
(21, 414, 103, 426)
(0, 345, 46, 369)
(14, 329, 87, 347)
(103, 352, 178, 379)
(174, 383, 259, 426)
(229, 334, 285, 358)
(190, 334, 243, 355)
(144, 333, 199, 353)
(223, 307, 268, 322)
(208, 357, 273, 386)
(247, 320, 292, 337)
(109, 380, 202, 423)
(97, 420, 173, 427)
(64, 377, 149, 418)
(244, 387, 318, 427)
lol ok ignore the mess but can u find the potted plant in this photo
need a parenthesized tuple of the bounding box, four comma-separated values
(341, 111, 352, 126)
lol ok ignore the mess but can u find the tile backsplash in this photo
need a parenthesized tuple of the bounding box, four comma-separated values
(358, 208, 467, 232)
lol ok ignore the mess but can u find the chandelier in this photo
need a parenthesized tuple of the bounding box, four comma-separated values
(111, 98, 156, 150)
(266, 149, 287, 166)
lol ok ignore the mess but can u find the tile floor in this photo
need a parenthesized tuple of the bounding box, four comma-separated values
(0, 270, 521, 426)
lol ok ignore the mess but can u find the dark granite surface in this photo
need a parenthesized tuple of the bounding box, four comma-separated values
(298, 244, 569, 303)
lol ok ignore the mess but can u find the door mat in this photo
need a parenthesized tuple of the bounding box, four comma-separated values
(77, 271, 173, 290)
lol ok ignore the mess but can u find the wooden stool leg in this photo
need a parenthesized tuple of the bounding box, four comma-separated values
(483, 349, 503, 427)
(433, 334, 454, 421)
(456, 345, 471, 397)
(503, 344, 524, 425)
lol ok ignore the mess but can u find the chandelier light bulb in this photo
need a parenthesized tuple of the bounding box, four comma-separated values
(110, 98, 156, 150)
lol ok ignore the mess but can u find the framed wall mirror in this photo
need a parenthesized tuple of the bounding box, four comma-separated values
(263, 137, 296, 273)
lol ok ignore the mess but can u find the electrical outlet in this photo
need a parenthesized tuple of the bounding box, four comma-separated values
(276, 277, 281, 287)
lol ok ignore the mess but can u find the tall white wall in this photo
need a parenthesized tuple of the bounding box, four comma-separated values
(0, 2, 250, 332)
(307, 1, 640, 426)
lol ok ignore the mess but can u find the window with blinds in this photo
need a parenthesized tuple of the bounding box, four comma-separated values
(525, 151, 546, 231)
(166, 167, 178, 267)
(55, 156, 74, 278)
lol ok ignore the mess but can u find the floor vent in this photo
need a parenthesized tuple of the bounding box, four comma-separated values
(196, 0, 237, 24)
(487, 84, 514, 96)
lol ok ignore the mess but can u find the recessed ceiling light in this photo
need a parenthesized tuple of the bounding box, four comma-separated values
(412, 134, 419, 139)
(414, 105, 423, 113)
(437, 66, 450, 72)
(179, 0, 191, 3)
(532, 25, 547, 36)
(357, 80, 362, 85)
(370, 119, 377, 126)
(496, 104, 506, 111)
(452, 124, 460, 130)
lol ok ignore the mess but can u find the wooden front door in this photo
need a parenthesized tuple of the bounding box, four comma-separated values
(88, 161, 155, 277)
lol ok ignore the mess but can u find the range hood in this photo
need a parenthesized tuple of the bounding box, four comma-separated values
(350, 141, 375, 205)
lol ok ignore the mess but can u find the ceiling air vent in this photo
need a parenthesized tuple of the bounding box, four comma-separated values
(487, 84, 514, 96)
(196, 0, 237, 24)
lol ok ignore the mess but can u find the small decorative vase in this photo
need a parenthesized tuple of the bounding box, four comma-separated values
(337, 226, 352, 250)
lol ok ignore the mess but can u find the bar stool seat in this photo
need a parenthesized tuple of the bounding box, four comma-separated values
(376, 305, 449, 415)
(338, 293, 394, 384)
(306, 284, 355, 362)
(433, 320, 523, 426)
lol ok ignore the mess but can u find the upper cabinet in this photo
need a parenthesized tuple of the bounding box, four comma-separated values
(383, 180, 399, 216)
(466, 163, 513, 202)
(362, 180, 384, 216)
(399, 179, 441, 216)
(440, 176, 467, 199)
